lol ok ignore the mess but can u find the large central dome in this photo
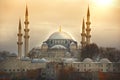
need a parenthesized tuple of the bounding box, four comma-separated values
(48, 32, 73, 40)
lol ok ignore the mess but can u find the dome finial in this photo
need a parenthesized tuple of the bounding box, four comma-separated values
(59, 25, 62, 32)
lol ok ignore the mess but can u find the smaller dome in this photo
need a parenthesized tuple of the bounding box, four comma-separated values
(42, 42, 48, 47)
(31, 58, 48, 63)
(100, 58, 111, 63)
(70, 42, 75, 45)
(62, 58, 77, 63)
(83, 58, 93, 63)
(9, 53, 17, 57)
(51, 45, 66, 49)
(43, 42, 47, 45)
(41, 42, 48, 50)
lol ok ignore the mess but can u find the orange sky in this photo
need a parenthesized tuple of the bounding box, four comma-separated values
(0, 0, 120, 53)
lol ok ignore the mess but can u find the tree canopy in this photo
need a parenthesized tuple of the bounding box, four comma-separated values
(81, 43, 99, 61)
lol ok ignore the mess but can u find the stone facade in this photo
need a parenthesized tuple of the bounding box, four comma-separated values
(0, 56, 46, 73)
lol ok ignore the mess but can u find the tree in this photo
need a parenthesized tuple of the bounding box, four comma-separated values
(81, 43, 99, 60)
(99, 47, 120, 62)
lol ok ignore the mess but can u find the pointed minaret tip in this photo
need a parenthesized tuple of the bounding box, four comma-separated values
(25, 4, 28, 16)
(82, 18, 85, 29)
(87, 5, 90, 16)
(19, 18, 21, 29)
(59, 25, 62, 32)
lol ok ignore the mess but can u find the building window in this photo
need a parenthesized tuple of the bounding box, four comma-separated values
(9, 69, 11, 72)
(84, 64, 86, 67)
(106, 69, 108, 72)
(13, 69, 15, 72)
(63, 40, 65, 44)
(65, 40, 67, 44)
(89, 64, 91, 67)
(17, 69, 19, 72)
(54, 40, 55, 44)
(52, 40, 54, 44)
(106, 64, 109, 67)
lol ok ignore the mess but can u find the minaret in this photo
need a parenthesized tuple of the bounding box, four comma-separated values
(17, 18, 23, 59)
(81, 18, 86, 48)
(86, 6, 91, 45)
(24, 5, 30, 57)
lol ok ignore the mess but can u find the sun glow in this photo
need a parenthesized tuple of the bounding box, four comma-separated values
(93, 0, 113, 7)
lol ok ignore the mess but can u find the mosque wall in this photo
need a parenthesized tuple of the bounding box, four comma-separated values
(0, 57, 120, 73)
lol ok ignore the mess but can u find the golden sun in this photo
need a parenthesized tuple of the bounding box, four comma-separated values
(93, 0, 113, 7)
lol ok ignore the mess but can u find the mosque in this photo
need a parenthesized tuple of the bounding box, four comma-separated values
(0, 5, 119, 74)
(17, 5, 91, 61)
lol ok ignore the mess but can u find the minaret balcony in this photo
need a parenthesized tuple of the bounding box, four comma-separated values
(81, 41, 86, 44)
(86, 35, 91, 38)
(81, 33, 86, 36)
(24, 29, 30, 32)
(17, 42, 23, 45)
(24, 21, 29, 24)
(86, 22, 91, 25)
(17, 34, 23, 36)
(24, 35, 30, 38)
(86, 28, 91, 31)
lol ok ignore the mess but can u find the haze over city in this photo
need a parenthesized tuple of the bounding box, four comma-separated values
(0, 0, 120, 53)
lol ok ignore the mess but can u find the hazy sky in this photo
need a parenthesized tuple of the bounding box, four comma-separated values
(0, 0, 120, 53)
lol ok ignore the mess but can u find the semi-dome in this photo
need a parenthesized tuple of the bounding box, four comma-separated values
(51, 45, 66, 49)
(62, 58, 78, 63)
(100, 58, 111, 63)
(70, 42, 75, 45)
(83, 58, 93, 63)
(48, 32, 73, 40)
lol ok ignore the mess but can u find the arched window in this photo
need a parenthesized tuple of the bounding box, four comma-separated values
(17, 69, 19, 72)
(9, 69, 11, 72)
(13, 69, 15, 72)
(23, 69, 25, 71)
(65, 40, 67, 44)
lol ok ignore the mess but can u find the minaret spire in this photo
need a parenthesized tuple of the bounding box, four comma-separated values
(24, 4, 30, 57)
(82, 18, 85, 30)
(19, 19, 21, 30)
(17, 18, 23, 59)
(86, 6, 91, 45)
(59, 25, 62, 32)
(81, 18, 86, 48)
(87, 6, 90, 17)
(25, 4, 28, 20)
